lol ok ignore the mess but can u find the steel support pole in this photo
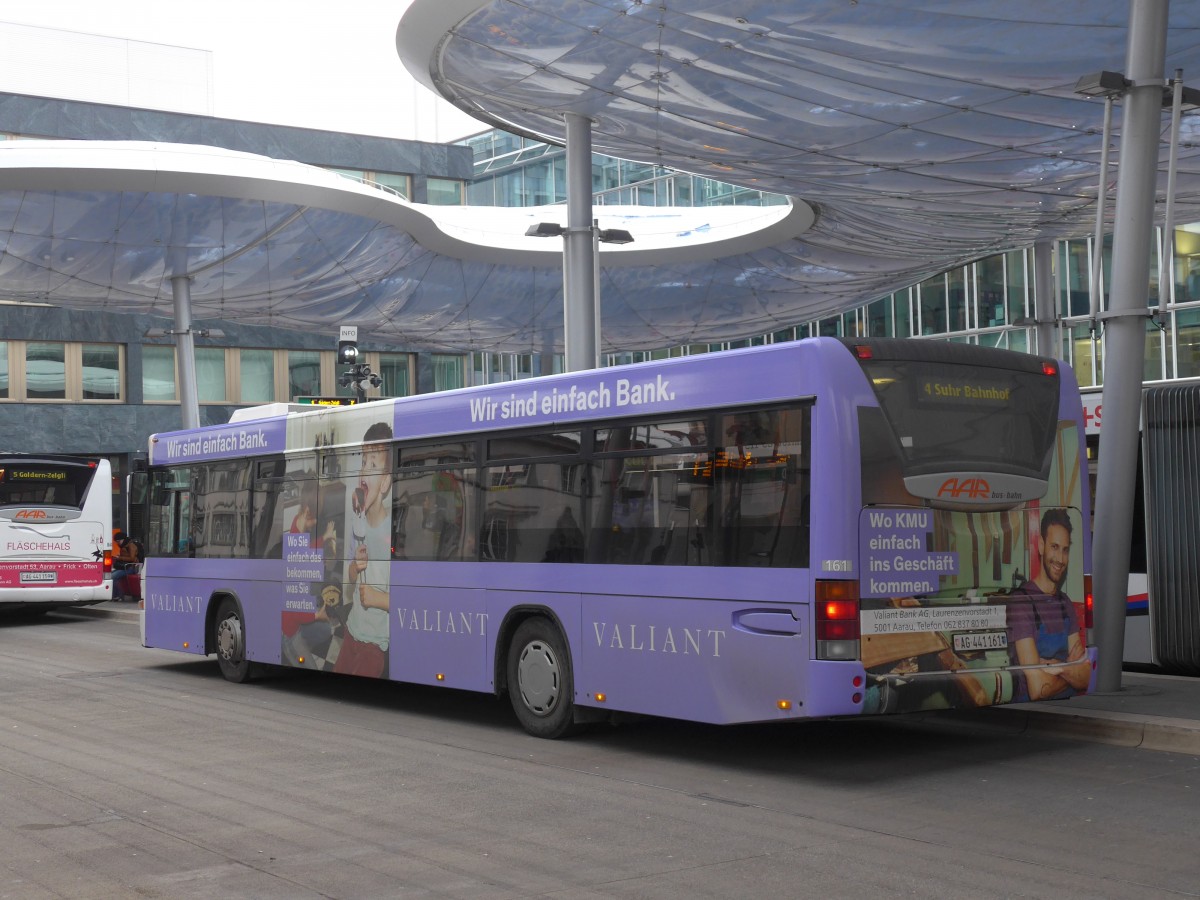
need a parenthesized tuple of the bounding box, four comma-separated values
(1093, 0, 1169, 693)
(171, 274, 200, 430)
(1089, 96, 1115, 329)
(1159, 69, 1184, 319)
(1033, 242, 1058, 357)
(563, 112, 598, 372)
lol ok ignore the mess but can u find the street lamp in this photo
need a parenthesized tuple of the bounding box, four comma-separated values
(1073, 70, 1129, 98)
(526, 218, 634, 370)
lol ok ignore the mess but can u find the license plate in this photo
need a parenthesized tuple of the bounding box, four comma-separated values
(953, 631, 1007, 652)
(20, 571, 57, 584)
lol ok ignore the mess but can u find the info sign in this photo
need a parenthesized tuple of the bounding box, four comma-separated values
(859, 507, 959, 598)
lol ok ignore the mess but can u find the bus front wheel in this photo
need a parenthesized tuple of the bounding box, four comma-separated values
(214, 598, 254, 684)
(507, 617, 579, 739)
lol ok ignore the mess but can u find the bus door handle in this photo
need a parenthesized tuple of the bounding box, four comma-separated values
(733, 608, 803, 636)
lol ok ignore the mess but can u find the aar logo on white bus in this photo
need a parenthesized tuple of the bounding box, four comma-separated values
(1, 508, 75, 523)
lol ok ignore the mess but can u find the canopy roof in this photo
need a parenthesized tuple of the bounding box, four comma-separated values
(3, 3, 1200, 354)
(397, 1, 1200, 334)
(0, 140, 818, 351)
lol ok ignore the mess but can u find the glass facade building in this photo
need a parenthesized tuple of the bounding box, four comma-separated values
(460, 128, 1200, 394)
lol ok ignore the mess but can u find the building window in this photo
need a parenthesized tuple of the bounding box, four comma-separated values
(144, 345, 177, 402)
(329, 167, 367, 183)
(427, 177, 464, 205)
(1176, 308, 1200, 379)
(372, 172, 410, 199)
(26, 342, 66, 399)
(0, 341, 124, 402)
(239, 349, 275, 403)
(378, 353, 413, 397)
(432, 354, 466, 392)
(288, 350, 321, 400)
(82, 343, 121, 400)
(196, 347, 228, 403)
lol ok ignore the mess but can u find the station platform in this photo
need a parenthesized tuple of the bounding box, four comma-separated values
(70, 601, 1200, 754)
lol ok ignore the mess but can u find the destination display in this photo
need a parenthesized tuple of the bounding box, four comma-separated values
(917, 376, 1012, 406)
(1, 467, 69, 482)
(297, 396, 359, 406)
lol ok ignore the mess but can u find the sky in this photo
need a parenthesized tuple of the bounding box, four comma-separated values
(0, 0, 487, 143)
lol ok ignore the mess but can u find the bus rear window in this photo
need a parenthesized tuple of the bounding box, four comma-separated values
(0, 463, 95, 508)
(856, 358, 1059, 479)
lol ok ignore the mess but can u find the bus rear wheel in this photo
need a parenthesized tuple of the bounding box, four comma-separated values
(507, 617, 579, 739)
(214, 598, 254, 684)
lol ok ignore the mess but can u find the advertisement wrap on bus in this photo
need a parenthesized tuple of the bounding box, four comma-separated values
(139, 338, 1095, 737)
(0, 456, 113, 610)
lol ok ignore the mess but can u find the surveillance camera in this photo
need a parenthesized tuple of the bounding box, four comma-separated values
(337, 340, 359, 366)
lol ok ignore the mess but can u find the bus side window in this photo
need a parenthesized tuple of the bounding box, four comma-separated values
(481, 460, 584, 563)
(395, 440, 479, 562)
(191, 460, 252, 559)
(594, 453, 705, 565)
(481, 433, 583, 564)
(394, 468, 476, 562)
(712, 406, 810, 568)
(148, 468, 194, 558)
(251, 457, 288, 559)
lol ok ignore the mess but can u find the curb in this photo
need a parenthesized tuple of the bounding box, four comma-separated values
(919, 705, 1200, 756)
(995, 706, 1200, 755)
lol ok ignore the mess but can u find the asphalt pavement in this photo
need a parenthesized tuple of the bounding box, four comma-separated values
(71, 600, 1200, 755)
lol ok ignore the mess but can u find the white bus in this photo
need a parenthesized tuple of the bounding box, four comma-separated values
(1084, 381, 1200, 674)
(0, 455, 113, 612)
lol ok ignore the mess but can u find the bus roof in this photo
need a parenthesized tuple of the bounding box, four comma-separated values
(146, 338, 1066, 467)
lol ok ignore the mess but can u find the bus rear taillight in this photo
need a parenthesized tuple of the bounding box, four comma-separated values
(103, 549, 112, 573)
(815, 580, 860, 661)
(1084, 574, 1094, 640)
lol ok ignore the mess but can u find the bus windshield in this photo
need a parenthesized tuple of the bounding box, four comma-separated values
(850, 343, 1060, 480)
(0, 461, 98, 509)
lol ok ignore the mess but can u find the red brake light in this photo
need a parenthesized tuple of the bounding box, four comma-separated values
(852, 344, 874, 360)
(1042, 360, 1058, 376)
(815, 581, 860, 642)
(821, 600, 858, 621)
(1084, 574, 1094, 629)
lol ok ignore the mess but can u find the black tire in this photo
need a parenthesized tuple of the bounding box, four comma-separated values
(507, 617, 579, 739)
(214, 598, 254, 684)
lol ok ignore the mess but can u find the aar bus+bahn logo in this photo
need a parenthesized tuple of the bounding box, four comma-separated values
(1, 508, 74, 523)
(936, 477, 991, 500)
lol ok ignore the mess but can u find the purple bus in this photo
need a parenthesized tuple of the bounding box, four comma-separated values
(137, 338, 1095, 737)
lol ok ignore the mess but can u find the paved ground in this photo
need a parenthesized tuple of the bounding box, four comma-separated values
(75, 600, 1200, 755)
(8, 604, 1200, 899)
